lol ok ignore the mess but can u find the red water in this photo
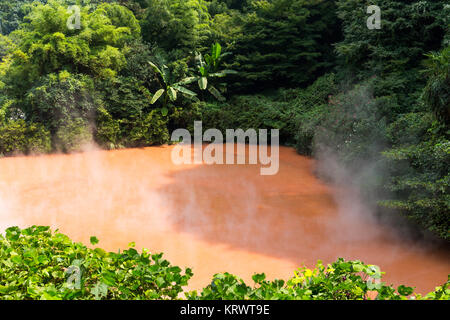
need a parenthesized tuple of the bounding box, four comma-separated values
(0, 145, 448, 294)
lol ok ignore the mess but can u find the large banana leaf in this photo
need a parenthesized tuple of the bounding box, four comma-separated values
(195, 52, 205, 69)
(209, 70, 238, 78)
(167, 87, 177, 101)
(199, 66, 207, 77)
(211, 43, 221, 60)
(148, 61, 162, 75)
(208, 85, 225, 102)
(172, 84, 197, 97)
(148, 61, 167, 83)
(150, 89, 165, 104)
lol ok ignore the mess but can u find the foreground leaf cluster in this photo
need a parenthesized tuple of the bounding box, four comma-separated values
(0, 226, 192, 300)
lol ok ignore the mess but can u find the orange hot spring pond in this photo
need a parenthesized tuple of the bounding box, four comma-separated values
(0, 145, 448, 294)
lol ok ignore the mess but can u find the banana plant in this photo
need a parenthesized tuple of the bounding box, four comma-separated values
(148, 61, 198, 115)
(195, 43, 237, 101)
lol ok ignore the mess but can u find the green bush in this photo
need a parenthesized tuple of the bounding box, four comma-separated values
(54, 118, 93, 153)
(0, 119, 51, 156)
(313, 83, 388, 166)
(125, 110, 170, 147)
(24, 73, 98, 136)
(188, 259, 449, 300)
(95, 107, 121, 150)
(0, 226, 193, 300)
(293, 73, 338, 155)
(95, 76, 172, 148)
(381, 116, 450, 240)
(200, 95, 296, 145)
(293, 78, 388, 163)
(97, 77, 151, 124)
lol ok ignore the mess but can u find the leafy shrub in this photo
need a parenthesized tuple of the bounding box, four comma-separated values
(97, 77, 151, 124)
(95, 101, 171, 149)
(24, 121, 52, 154)
(6, 1, 139, 81)
(381, 117, 450, 239)
(0, 0, 40, 35)
(293, 73, 338, 155)
(24, 73, 98, 135)
(54, 118, 93, 153)
(96, 76, 171, 147)
(198, 73, 337, 150)
(0, 226, 193, 300)
(188, 259, 441, 300)
(0, 119, 51, 156)
(95, 107, 121, 150)
(200, 95, 296, 145)
(170, 103, 202, 134)
(0, 1, 141, 154)
(315, 84, 388, 164)
(124, 110, 170, 147)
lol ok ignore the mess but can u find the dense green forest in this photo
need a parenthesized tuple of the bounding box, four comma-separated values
(0, 0, 448, 244)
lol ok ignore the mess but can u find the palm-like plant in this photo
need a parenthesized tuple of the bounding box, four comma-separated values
(195, 43, 237, 101)
(148, 61, 198, 115)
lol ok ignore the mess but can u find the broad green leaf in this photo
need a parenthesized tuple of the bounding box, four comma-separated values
(167, 87, 177, 101)
(148, 61, 162, 76)
(204, 55, 212, 67)
(161, 107, 168, 116)
(252, 273, 266, 283)
(172, 85, 197, 97)
(221, 70, 238, 75)
(199, 66, 207, 77)
(101, 271, 116, 287)
(177, 77, 197, 86)
(208, 85, 225, 102)
(11, 255, 22, 264)
(198, 77, 208, 90)
(91, 281, 108, 300)
(398, 285, 414, 296)
(40, 292, 62, 300)
(209, 72, 226, 78)
(156, 277, 165, 287)
(151, 89, 165, 104)
(212, 43, 221, 60)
